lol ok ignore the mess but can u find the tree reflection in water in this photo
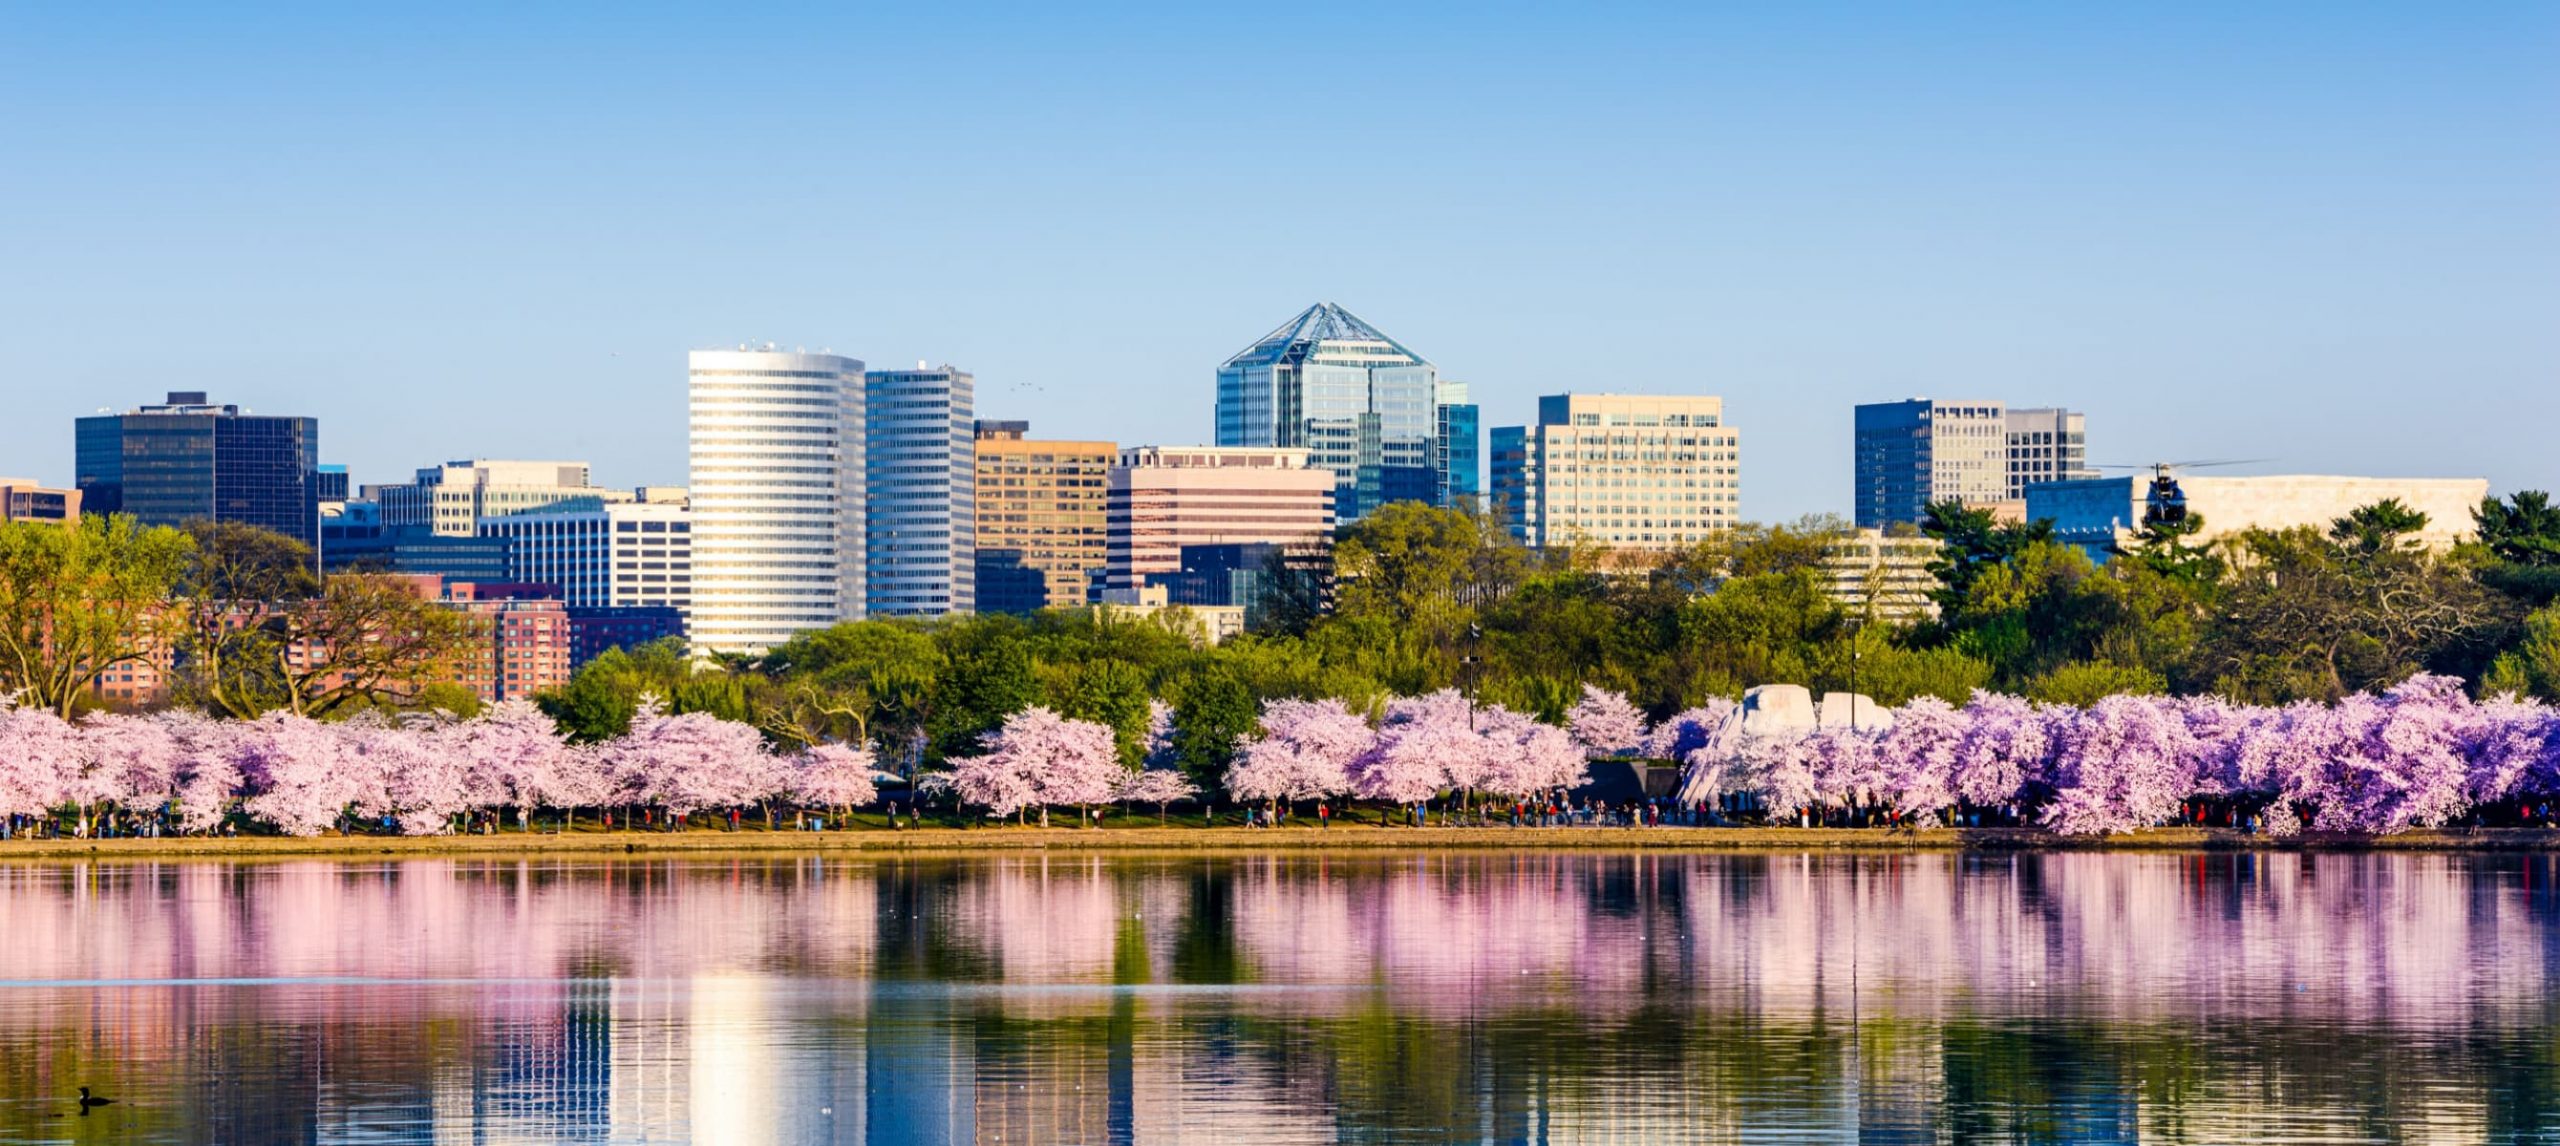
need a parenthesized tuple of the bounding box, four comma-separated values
(1, 851, 2557, 1143)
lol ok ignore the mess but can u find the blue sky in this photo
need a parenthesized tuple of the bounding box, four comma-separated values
(3, 2, 2554, 520)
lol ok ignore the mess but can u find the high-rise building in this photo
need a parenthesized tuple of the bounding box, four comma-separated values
(865, 364, 975, 617)
(2003, 408, 2091, 501)
(1215, 303, 1439, 521)
(1851, 399, 2091, 527)
(477, 500, 692, 626)
(687, 347, 865, 655)
(1105, 447, 1335, 594)
(0, 477, 79, 523)
(1434, 380, 1481, 509)
(1490, 394, 1741, 550)
(75, 392, 322, 546)
(372, 460, 627, 535)
(971, 420, 1114, 614)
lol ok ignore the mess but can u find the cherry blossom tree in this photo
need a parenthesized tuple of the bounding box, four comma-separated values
(368, 716, 473, 835)
(606, 696, 781, 824)
(68, 710, 177, 833)
(2275, 676, 2477, 835)
(790, 742, 881, 813)
(1650, 700, 1740, 762)
(950, 707, 1124, 822)
(163, 711, 243, 834)
(1225, 698, 1369, 805)
(0, 698, 75, 825)
(1351, 708, 1474, 806)
(2466, 695, 2557, 808)
(1478, 706, 1588, 798)
(235, 712, 375, 837)
(1950, 691, 2057, 810)
(1738, 727, 1818, 817)
(449, 700, 577, 828)
(1877, 695, 1967, 821)
(2040, 694, 2199, 836)
(1567, 686, 1649, 759)
(1116, 768, 1198, 821)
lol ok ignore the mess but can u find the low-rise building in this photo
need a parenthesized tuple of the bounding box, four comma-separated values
(1822, 528, 1941, 623)
(565, 606, 688, 666)
(1090, 585, 1249, 646)
(0, 477, 79, 523)
(2027, 473, 2492, 557)
(442, 582, 574, 702)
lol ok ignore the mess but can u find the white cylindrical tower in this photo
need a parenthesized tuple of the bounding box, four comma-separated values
(687, 348, 864, 655)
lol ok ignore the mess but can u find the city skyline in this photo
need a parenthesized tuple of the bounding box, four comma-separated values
(4, 4, 2552, 520)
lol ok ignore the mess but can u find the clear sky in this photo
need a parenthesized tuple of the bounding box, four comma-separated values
(3, 2, 2554, 520)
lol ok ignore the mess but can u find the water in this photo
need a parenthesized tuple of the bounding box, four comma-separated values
(1, 850, 2557, 1144)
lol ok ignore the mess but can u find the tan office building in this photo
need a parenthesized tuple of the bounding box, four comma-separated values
(0, 477, 79, 523)
(972, 421, 1116, 612)
(1105, 446, 1335, 594)
(1490, 394, 1742, 550)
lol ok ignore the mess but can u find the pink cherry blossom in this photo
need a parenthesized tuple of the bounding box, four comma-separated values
(1566, 686, 1649, 759)
(790, 742, 882, 809)
(950, 707, 1125, 816)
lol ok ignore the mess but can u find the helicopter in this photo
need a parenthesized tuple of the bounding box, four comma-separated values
(2083, 460, 2272, 533)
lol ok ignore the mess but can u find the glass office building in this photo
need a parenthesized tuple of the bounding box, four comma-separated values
(1435, 380, 1481, 509)
(74, 391, 322, 546)
(1215, 303, 1441, 522)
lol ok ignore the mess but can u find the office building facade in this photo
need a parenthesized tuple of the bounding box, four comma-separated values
(865, 365, 975, 617)
(1490, 394, 1741, 550)
(1852, 399, 2091, 527)
(373, 460, 630, 535)
(972, 421, 1114, 614)
(478, 500, 692, 629)
(1435, 380, 1481, 509)
(0, 478, 79, 523)
(1105, 447, 1335, 594)
(1215, 302, 1438, 522)
(687, 347, 865, 655)
(2028, 473, 2490, 559)
(74, 392, 322, 546)
(2003, 408, 2091, 501)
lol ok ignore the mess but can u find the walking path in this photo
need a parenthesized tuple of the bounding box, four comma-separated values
(7, 824, 2560, 860)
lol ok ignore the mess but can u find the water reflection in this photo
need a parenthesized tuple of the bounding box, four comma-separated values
(2, 851, 2557, 1143)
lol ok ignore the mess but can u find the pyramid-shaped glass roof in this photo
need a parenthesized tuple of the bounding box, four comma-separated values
(1221, 302, 1428, 369)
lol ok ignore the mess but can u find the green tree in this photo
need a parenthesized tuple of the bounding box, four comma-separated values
(2026, 661, 2169, 706)
(0, 515, 194, 717)
(928, 633, 1039, 761)
(2200, 518, 2511, 702)
(169, 521, 322, 718)
(1167, 663, 1257, 797)
(2482, 603, 2560, 702)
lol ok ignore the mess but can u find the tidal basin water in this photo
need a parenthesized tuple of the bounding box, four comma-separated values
(3, 852, 2559, 1144)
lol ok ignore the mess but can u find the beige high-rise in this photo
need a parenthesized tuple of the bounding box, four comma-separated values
(972, 421, 1115, 612)
(1490, 394, 1741, 550)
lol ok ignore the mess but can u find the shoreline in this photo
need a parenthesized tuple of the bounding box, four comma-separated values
(6, 824, 2560, 860)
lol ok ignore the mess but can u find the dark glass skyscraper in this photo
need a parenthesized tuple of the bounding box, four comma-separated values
(75, 392, 322, 545)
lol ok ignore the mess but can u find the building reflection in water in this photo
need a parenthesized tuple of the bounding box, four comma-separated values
(0, 851, 2557, 1143)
